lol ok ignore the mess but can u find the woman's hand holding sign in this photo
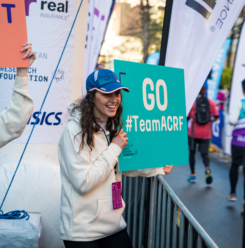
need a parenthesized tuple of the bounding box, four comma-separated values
(112, 129, 128, 150)
(163, 165, 173, 175)
(17, 42, 36, 77)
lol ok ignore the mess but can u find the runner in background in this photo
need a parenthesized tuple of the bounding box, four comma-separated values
(227, 79, 245, 215)
(217, 86, 226, 111)
(187, 85, 219, 184)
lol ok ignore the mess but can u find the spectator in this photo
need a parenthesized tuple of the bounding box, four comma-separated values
(58, 69, 173, 248)
(217, 86, 226, 111)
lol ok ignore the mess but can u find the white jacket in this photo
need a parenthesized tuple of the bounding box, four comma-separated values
(58, 103, 165, 241)
(0, 76, 33, 148)
(229, 99, 243, 125)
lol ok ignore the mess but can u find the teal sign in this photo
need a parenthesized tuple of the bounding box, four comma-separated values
(114, 60, 188, 172)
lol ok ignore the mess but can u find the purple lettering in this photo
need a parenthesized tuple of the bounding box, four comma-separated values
(94, 8, 99, 17)
(25, 0, 37, 16)
(1, 4, 15, 23)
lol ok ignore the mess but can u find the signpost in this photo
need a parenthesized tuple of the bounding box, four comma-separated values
(114, 60, 188, 172)
(0, 0, 29, 67)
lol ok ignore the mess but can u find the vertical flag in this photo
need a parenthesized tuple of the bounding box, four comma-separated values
(225, 20, 245, 155)
(82, 0, 115, 97)
(207, 38, 231, 101)
(164, 0, 245, 114)
(229, 21, 245, 112)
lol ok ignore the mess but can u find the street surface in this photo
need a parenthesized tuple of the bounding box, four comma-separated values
(165, 153, 244, 248)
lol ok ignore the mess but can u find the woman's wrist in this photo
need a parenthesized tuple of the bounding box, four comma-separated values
(17, 68, 28, 77)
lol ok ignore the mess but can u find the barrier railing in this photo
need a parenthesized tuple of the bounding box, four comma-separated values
(122, 175, 219, 248)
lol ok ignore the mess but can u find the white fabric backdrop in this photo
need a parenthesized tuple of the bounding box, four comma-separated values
(165, 0, 245, 114)
(82, 0, 114, 97)
(0, 0, 76, 143)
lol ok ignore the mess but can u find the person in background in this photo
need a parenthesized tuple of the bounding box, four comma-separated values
(95, 63, 105, 70)
(187, 85, 219, 184)
(217, 85, 226, 111)
(227, 79, 245, 215)
(0, 42, 36, 148)
(58, 69, 173, 248)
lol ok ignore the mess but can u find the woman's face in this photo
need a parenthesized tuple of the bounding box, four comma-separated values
(93, 90, 121, 122)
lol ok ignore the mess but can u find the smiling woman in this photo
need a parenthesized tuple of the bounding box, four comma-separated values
(72, 69, 129, 151)
(58, 69, 173, 248)
(74, 89, 124, 151)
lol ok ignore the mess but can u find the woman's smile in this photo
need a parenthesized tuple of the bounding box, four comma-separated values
(94, 91, 121, 122)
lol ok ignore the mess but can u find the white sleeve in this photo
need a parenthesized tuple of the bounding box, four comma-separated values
(0, 76, 34, 148)
(122, 167, 165, 177)
(229, 101, 242, 125)
(59, 129, 122, 195)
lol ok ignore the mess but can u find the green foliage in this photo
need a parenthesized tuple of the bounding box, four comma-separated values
(220, 67, 233, 90)
(148, 10, 164, 54)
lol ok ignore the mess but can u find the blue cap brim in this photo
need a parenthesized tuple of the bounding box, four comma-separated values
(88, 82, 130, 94)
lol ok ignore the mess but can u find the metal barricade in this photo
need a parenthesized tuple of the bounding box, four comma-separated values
(122, 175, 219, 248)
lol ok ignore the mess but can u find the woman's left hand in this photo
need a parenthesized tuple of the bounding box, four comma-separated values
(20, 42, 36, 66)
(17, 42, 36, 77)
(163, 165, 173, 175)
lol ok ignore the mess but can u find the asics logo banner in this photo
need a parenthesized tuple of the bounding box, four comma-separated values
(27, 111, 62, 125)
(186, 0, 217, 20)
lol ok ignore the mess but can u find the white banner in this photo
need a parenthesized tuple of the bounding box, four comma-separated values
(0, 0, 76, 143)
(229, 21, 245, 112)
(82, 0, 114, 97)
(225, 20, 245, 155)
(165, 0, 245, 114)
(225, 113, 233, 155)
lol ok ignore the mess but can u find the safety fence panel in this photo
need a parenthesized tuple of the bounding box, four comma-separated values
(122, 176, 218, 248)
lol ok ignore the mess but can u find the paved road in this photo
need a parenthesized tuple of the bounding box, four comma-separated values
(164, 153, 244, 248)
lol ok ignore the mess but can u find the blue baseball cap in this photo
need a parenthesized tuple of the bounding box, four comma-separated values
(86, 69, 130, 94)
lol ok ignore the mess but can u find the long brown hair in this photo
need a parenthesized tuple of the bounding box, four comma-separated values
(73, 90, 123, 151)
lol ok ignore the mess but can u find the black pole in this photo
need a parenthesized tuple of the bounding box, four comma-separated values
(159, 0, 174, 66)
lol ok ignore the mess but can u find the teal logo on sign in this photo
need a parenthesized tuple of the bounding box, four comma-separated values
(114, 60, 188, 172)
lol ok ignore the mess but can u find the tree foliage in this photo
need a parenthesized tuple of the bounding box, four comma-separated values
(119, 2, 164, 62)
(220, 67, 233, 89)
